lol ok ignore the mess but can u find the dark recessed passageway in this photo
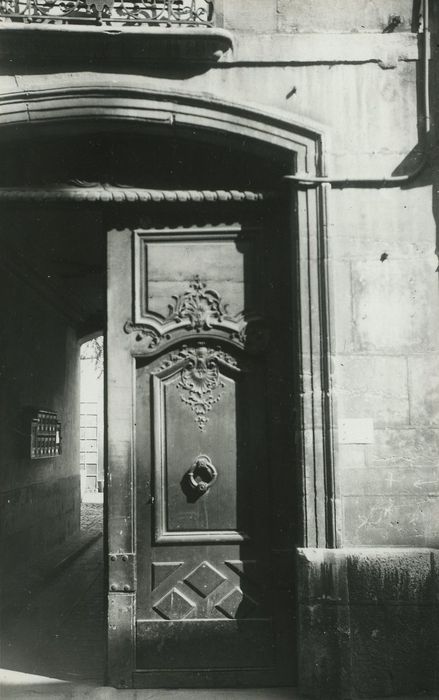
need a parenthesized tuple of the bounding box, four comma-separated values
(1, 504, 104, 685)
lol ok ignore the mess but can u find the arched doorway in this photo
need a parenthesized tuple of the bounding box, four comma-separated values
(0, 90, 334, 689)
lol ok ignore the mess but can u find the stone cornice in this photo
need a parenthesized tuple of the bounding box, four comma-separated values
(0, 25, 419, 67)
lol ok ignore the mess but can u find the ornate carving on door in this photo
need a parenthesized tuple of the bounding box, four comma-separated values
(151, 344, 251, 543)
(125, 273, 268, 353)
(161, 345, 234, 431)
(129, 220, 295, 685)
(124, 228, 269, 355)
(167, 275, 229, 331)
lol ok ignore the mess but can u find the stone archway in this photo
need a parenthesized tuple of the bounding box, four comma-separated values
(0, 86, 335, 686)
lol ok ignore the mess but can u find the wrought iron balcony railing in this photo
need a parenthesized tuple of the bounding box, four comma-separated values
(0, 0, 214, 26)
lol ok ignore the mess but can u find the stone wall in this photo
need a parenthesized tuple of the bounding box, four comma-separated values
(220, 0, 416, 34)
(298, 548, 439, 698)
(0, 262, 80, 572)
(331, 186, 439, 548)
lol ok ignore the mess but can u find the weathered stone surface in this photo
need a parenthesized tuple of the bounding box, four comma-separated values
(350, 603, 437, 697)
(337, 444, 367, 470)
(351, 258, 439, 353)
(367, 427, 439, 471)
(276, 0, 415, 33)
(297, 549, 348, 604)
(298, 602, 352, 700)
(346, 549, 435, 603)
(334, 356, 409, 427)
(325, 62, 417, 166)
(408, 354, 439, 427)
(330, 260, 354, 354)
(341, 465, 439, 496)
(330, 187, 435, 248)
(342, 495, 439, 547)
(223, 0, 277, 33)
(298, 548, 439, 699)
(0, 61, 418, 179)
(230, 33, 418, 64)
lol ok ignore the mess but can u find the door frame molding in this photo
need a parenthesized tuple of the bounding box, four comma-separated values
(0, 84, 336, 684)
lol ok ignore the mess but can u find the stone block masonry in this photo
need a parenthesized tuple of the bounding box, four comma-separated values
(298, 548, 439, 699)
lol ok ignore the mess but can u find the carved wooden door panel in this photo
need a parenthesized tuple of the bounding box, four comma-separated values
(107, 220, 296, 688)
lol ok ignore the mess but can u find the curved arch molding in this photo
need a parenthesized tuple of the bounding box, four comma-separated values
(0, 82, 335, 548)
(0, 81, 324, 171)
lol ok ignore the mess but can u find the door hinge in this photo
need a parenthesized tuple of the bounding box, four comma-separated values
(108, 553, 136, 593)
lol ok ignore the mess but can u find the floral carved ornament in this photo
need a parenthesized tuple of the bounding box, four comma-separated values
(125, 275, 269, 354)
(126, 275, 268, 430)
(158, 345, 237, 431)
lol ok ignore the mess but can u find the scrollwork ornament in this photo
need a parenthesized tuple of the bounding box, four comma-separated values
(177, 346, 225, 431)
(157, 345, 238, 373)
(124, 320, 161, 349)
(156, 344, 238, 431)
(167, 275, 231, 332)
(125, 275, 269, 355)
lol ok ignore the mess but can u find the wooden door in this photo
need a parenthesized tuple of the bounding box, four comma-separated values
(107, 216, 296, 688)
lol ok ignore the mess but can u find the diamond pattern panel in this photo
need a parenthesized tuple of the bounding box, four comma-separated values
(153, 588, 195, 620)
(150, 559, 263, 620)
(152, 562, 183, 590)
(183, 561, 226, 598)
(215, 587, 258, 620)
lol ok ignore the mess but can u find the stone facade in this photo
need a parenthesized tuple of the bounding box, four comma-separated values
(298, 547, 439, 698)
(0, 0, 437, 696)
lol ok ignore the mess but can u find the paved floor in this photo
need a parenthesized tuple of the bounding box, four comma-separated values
(82, 491, 104, 505)
(0, 672, 303, 700)
(80, 502, 104, 532)
(1, 503, 436, 700)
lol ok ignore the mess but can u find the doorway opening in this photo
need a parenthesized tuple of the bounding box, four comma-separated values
(0, 204, 107, 684)
(80, 335, 104, 504)
(79, 334, 105, 626)
(0, 110, 324, 689)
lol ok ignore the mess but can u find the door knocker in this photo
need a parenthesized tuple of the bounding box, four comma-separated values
(187, 455, 218, 494)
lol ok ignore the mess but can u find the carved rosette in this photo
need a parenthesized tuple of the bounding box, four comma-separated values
(125, 275, 269, 355)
